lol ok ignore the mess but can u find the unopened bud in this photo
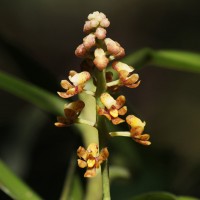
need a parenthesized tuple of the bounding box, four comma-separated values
(75, 44, 87, 58)
(100, 18, 110, 28)
(83, 34, 96, 50)
(93, 56, 109, 71)
(95, 27, 107, 39)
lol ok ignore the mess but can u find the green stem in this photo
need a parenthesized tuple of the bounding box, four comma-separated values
(0, 160, 43, 200)
(59, 154, 76, 200)
(101, 160, 110, 200)
(95, 68, 111, 200)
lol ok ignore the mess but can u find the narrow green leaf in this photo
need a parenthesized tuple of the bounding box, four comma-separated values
(130, 192, 177, 200)
(0, 160, 43, 200)
(123, 48, 200, 73)
(122, 48, 152, 69)
(151, 50, 200, 73)
(0, 70, 66, 115)
(177, 196, 199, 200)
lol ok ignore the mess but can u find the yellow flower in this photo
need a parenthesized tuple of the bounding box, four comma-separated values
(112, 62, 140, 88)
(126, 115, 151, 145)
(54, 100, 85, 127)
(98, 93, 127, 125)
(57, 70, 91, 98)
(77, 143, 109, 178)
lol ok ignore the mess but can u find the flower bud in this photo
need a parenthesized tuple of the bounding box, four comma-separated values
(83, 34, 96, 50)
(105, 38, 125, 58)
(93, 48, 109, 70)
(75, 44, 87, 58)
(100, 18, 110, 28)
(95, 27, 107, 39)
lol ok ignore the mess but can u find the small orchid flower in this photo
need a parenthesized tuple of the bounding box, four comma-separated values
(98, 93, 127, 125)
(57, 70, 91, 98)
(112, 62, 140, 88)
(77, 143, 109, 177)
(54, 100, 85, 127)
(126, 115, 151, 145)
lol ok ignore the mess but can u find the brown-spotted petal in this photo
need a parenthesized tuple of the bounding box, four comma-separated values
(116, 95, 126, 109)
(65, 100, 85, 113)
(118, 106, 127, 116)
(111, 117, 125, 125)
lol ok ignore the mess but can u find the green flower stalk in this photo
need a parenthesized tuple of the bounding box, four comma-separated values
(55, 11, 151, 199)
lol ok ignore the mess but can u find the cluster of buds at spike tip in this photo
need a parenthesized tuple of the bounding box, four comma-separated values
(77, 143, 109, 177)
(75, 11, 125, 71)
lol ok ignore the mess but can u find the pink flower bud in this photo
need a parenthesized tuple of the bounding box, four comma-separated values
(95, 27, 107, 39)
(90, 19, 99, 28)
(83, 34, 96, 50)
(105, 38, 125, 58)
(100, 18, 110, 28)
(75, 44, 87, 58)
(93, 56, 109, 71)
(83, 21, 91, 33)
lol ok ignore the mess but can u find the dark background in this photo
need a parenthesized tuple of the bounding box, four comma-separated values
(0, 0, 200, 199)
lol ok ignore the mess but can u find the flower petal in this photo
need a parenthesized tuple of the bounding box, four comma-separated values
(87, 143, 98, 157)
(57, 91, 74, 98)
(77, 159, 87, 168)
(60, 80, 72, 90)
(84, 168, 96, 178)
(111, 117, 125, 125)
(109, 107, 118, 118)
(98, 147, 109, 165)
(118, 106, 127, 116)
(116, 95, 126, 109)
(69, 71, 91, 86)
(77, 146, 88, 160)
(112, 61, 134, 73)
(87, 158, 96, 168)
(100, 93, 116, 109)
(65, 101, 85, 113)
(126, 115, 146, 129)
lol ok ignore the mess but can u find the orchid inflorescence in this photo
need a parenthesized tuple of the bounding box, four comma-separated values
(55, 11, 151, 178)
